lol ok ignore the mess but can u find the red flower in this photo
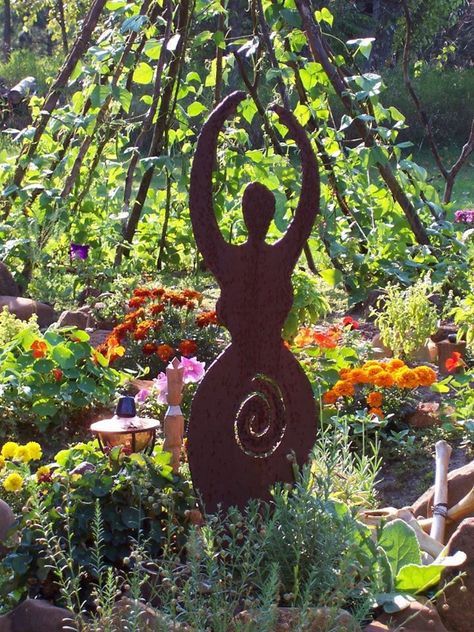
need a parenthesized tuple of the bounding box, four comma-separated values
(52, 368, 63, 382)
(128, 296, 146, 308)
(179, 339, 198, 357)
(132, 288, 152, 298)
(195, 310, 219, 328)
(150, 303, 165, 316)
(157, 344, 175, 362)
(313, 332, 338, 349)
(445, 351, 464, 373)
(342, 316, 359, 330)
(31, 340, 48, 359)
(143, 343, 158, 355)
(151, 288, 165, 299)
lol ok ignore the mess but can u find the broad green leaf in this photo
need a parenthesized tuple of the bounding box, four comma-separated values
(133, 62, 154, 85)
(378, 520, 421, 577)
(33, 358, 55, 374)
(315, 7, 333, 26)
(187, 102, 207, 117)
(347, 37, 374, 59)
(32, 401, 59, 417)
(51, 345, 76, 369)
(320, 268, 343, 286)
(144, 39, 162, 60)
(395, 551, 466, 594)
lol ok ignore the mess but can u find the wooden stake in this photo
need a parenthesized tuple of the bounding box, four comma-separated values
(163, 357, 184, 474)
(430, 440, 452, 544)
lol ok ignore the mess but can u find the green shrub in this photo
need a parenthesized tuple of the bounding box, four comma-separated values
(0, 50, 60, 93)
(283, 270, 331, 341)
(0, 324, 123, 436)
(1, 439, 195, 606)
(373, 277, 438, 359)
(0, 306, 39, 347)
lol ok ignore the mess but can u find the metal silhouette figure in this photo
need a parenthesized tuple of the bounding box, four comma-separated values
(187, 91, 320, 512)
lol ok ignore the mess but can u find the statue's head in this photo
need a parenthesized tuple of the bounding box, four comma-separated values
(242, 182, 275, 242)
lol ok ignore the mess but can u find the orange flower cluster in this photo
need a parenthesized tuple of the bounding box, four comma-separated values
(323, 359, 437, 417)
(294, 326, 341, 349)
(96, 286, 217, 365)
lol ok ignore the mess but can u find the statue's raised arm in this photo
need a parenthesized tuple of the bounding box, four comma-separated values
(189, 90, 247, 276)
(271, 105, 320, 268)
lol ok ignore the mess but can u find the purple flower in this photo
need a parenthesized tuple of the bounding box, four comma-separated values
(454, 209, 474, 224)
(181, 356, 206, 383)
(134, 388, 150, 403)
(70, 243, 90, 260)
(153, 372, 168, 404)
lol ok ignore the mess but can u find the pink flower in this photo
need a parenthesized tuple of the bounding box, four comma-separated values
(153, 372, 168, 404)
(181, 356, 205, 383)
(134, 388, 150, 403)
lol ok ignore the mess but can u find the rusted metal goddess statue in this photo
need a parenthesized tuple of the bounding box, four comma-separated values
(187, 91, 320, 512)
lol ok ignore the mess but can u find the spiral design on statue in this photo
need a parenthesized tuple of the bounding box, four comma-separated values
(234, 374, 287, 458)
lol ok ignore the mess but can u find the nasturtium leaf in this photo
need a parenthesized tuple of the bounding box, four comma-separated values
(33, 359, 55, 374)
(132, 62, 154, 85)
(32, 401, 59, 417)
(51, 345, 76, 369)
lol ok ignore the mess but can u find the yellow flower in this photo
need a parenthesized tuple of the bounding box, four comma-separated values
(0, 455, 5, 470)
(387, 358, 405, 370)
(1, 442, 19, 459)
(3, 472, 24, 492)
(36, 466, 51, 482)
(14, 446, 31, 463)
(25, 442, 42, 461)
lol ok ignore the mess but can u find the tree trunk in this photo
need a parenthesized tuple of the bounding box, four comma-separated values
(294, 0, 433, 248)
(3, 0, 11, 62)
(56, 0, 69, 54)
(1, 0, 108, 217)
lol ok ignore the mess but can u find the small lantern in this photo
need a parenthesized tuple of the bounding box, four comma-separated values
(91, 396, 160, 455)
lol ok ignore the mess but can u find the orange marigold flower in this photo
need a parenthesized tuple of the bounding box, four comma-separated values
(183, 289, 203, 301)
(369, 407, 384, 418)
(163, 290, 188, 307)
(179, 339, 198, 357)
(133, 320, 155, 341)
(151, 288, 165, 299)
(157, 344, 175, 362)
(366, 365, 384, 381)
(445, 352, 464, 373)
(372, 371, 394, 388)
(322, 390, 338, 405)
(339, 368, 352, 379)
(132, 288, 152, 298)
(363, 360, 383, 368)
(195, 311, 218, 328)
(413, 366, 437, 386)
(150, 303, 165, 316)
(367, 391, 383, 408)
(394, 367, 419, 389)
(348, 368, 370, 384)
(332, 380, 355, 398)
(143, 343, 158, 355)
(129, 296, 146, 308)
(387, 358, 405, 370)
(31, 340, 48, 359)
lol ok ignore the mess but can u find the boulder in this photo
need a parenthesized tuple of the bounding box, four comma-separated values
(56, 309, 93, 329)
(366, 600, 449, 631)
(0, 499, 15, 557)
(406, 402, 441, 429)
(0, 262, 20, 297)
(411, 461, 474, 541)
(0, 599, 76, 631)
(437, 518, 474, 632)
(0, 297, 55, 329)
(371, 333, 393, 359)
(232, 607, 360, 631)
